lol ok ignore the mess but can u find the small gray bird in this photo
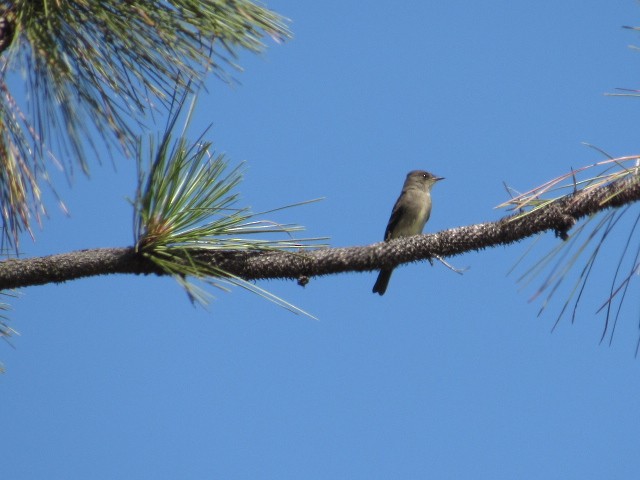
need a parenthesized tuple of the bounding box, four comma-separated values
(372, 170, 444, 295)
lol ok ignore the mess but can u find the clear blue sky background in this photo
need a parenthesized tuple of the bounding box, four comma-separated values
(3, 1, 640, 478)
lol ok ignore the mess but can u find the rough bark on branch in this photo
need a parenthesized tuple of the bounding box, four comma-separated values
(0, 175, 638, 290)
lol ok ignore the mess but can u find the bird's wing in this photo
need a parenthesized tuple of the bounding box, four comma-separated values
(383, 199, 407, 240)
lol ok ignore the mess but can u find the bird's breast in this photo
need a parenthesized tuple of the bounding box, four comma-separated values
(393, 191, 431, 236)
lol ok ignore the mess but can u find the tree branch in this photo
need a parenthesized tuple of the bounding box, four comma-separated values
(1, 175, 638, 290)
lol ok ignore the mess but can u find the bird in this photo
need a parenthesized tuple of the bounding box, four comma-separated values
(372, 170, 444, 295)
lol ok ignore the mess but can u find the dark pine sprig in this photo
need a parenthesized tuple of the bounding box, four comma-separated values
(0, 0, 290, 250)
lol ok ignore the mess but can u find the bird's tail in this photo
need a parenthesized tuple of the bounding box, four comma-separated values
(372, 269, 393, 296)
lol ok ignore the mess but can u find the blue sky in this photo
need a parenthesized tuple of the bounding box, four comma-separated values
(3, 1, 640, 478)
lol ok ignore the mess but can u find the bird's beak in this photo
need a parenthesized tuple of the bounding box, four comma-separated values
(434, 176, 445, 182)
